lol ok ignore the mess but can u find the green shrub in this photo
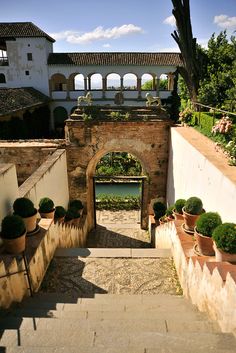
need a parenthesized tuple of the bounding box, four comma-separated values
(153, 202, 166, 219)
(196, 212, 222, 237)
(165, 205, 175, 217)
(55, 206, 66, 218)
(174, 199, 186, 214)
(39, 197, 54, 213)
(68, 199, 83, 210)
(212, 223, 236, 253)
(13, 197, 36, 217)
(184, 197, 203, 215)
(1, 215, 26, 239)
(65, 208, 80, 221)
(96, 195, 140, 211)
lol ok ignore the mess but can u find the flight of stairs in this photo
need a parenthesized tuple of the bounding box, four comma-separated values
(1, 292, 236, 353)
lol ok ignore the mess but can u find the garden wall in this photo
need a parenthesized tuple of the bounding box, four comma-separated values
(0, 164, 19, 231)
(167, 127, 236, 222)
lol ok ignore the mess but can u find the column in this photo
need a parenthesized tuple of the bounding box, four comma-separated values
(156, 77, 160, 96)
(102, 77, 106, 99)
(84, 77, 87, 94)
(137, 77, 142, 99)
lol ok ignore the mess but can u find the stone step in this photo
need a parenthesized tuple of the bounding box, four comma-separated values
(1, 329, 236, 352)
(54, 247, 172, 258)
(0, 315, 220, 333)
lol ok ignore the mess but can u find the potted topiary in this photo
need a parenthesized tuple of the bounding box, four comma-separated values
(182, 197, 203, 232)
(54, 206, 66, 223)
(13, 197, 38, 234)
(38, 197, 55, 219)
(212, 223, 236, 262)
(165, 205, 175, 221)
(1, 215, 26, 254)
(68, 199, 84, 216)
(153, 201, 166, 226)
(195, 212, 222, 256)
(64, 208, 81, 226)
(173, 199, 186, 221)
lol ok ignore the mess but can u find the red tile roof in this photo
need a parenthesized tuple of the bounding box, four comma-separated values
(48, 52, 183, 66)
(0, 22, 55, 42)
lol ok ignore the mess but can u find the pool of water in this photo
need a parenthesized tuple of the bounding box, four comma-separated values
(95, 182, 141, 197)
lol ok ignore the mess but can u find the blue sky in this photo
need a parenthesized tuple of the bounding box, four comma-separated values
(1, 0, 236, 52)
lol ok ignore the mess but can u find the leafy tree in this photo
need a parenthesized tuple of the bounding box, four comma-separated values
(141, 79, 168, 90)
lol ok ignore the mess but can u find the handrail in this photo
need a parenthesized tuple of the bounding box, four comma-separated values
(193, 102, 236, 117)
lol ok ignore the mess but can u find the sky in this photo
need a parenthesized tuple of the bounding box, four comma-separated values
(1, 0, 236, 53)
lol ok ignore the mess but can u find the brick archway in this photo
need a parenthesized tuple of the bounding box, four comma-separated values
(66, 115, 171, 230)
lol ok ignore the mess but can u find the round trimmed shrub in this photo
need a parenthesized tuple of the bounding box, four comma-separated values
(68, 199, 83, 210)
(55, 206, 66, 219)
(13, 197, 36, 218)
(65, 208, 80, 221)
(184, 197, 203, 215)
(39, 197, 54, 213)
(153, 202, 166, 219)
(165, 205, 175, 217)
(212, 223, 236, 254)
(1, 215, 26, 239)
(174, 199, 186, 214)
(196, 212, 222, 237)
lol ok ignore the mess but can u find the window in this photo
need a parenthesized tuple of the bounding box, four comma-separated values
(27, 53, 33, 61)
(25, 70, 30, 76)
(0, 73, 6, 83)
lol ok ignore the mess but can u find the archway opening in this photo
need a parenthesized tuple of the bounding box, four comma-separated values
(123, 73, 137, 90)
(106, 73, 121, 90)
(141, 73, 155, 90)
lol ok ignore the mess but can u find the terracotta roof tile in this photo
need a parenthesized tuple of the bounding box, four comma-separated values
(0, 22, 55, 42)
(48, 52, 183, 66)
(0, 87, 50, 117)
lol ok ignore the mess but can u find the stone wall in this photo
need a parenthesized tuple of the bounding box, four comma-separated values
(65, 119, 171, 228)
(0, 141, 64, 185)
(154, 220, 236, 336)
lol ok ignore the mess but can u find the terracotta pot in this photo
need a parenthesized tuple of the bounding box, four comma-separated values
(195, 229, 215, 256)
(39, 209, 55, 219)
(173, 210, 184, 221)
(213, 242, 236, 262)
(182, 208, 201, 232)
(23, 209, 38, 233)
(3, 232, 26, 254)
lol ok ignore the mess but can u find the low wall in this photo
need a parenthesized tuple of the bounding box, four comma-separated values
(167, 127, 236, 222)
(0, 164, 19, 230)
(19, 149, 69, 209)
(155, 220, 236, 336)
(0, 216, 91, 308)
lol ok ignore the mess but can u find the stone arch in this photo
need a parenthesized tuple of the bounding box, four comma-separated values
(50, 73, 67, 91)
(106, 73, 121, 90)
(123, 73, 137, 90)
(0, 73, 6, 83)
(74, 73, 85, 90)
(86, 145, 150, 229)
(89, 73, 102, 90)
(141, 73, 155, 90)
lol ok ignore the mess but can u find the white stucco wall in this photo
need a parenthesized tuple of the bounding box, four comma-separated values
(167, 128, 236, 223)
(1, 37, 51, 95)
(0, 164, 19, 229)
(19, 149, 69, 209)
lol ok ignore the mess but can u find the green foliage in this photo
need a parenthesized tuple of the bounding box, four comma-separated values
(69, 199, 83, 210)
(165, 205, 175, 217)
(55, 206, 66, 218)
(184, 197, 203, 215)
(96, 152, 142, 176)
(82, 113, 92, 122)
(225, 138, 236, 166)
(196, 212, 222, 237)
(153, 202, 166, 219)
(96, 195, 140, 211)
(65, 207, 80, 221)
(174, 199, 186, 214)
(39, 197, 54, 213)
(212, 223, 236, 253)
(13, 197, 36, 218)
(179, 107, 194, 125)
(1, 215, 26, 239)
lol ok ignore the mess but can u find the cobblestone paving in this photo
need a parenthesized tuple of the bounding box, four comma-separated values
(41, 257, 182, 296)
(87, 211, 150, 248)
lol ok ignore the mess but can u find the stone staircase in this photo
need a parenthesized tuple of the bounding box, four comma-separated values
(1, 292, 236, 352)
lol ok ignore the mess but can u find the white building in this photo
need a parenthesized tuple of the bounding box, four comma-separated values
(0, 22, 182, 132)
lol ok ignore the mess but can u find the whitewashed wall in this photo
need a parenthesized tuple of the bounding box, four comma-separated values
(0, 164, 19, 229)
(167, 128, 236, 223)
(19, 149, 69, 209)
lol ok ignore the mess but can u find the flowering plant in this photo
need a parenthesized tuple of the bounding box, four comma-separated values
(212, 115, 233, 135)
(179, 107, 193, 125)
(225, 138, 236, 166)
